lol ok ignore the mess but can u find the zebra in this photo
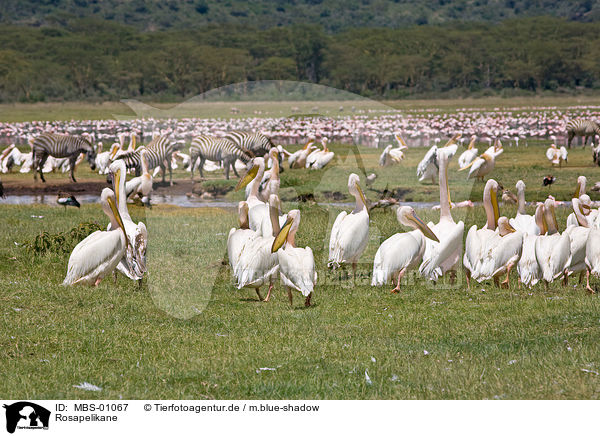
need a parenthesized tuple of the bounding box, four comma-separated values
(31, 133, 96, 183)
(566, 119, 600, 148)
(189, 136, 252, 180)
(115, 135, 182, 185)
(224, 131, 285, 171)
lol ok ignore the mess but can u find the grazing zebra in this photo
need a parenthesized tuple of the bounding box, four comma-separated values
(566, 119, 600, 148)
(115, 135, 181, 185)
(189, 136, 252, 180)
(31, 133, 96, 183)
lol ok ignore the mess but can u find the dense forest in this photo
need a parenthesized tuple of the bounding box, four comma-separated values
(2, 0, 600, 31)
(1, 16, 600, 102)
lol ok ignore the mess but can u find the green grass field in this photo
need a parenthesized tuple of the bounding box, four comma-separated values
(2, 137, 600, 399)
(1, 95, 600, 122)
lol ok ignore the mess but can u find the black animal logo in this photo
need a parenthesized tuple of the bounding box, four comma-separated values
(3, 402, 50, 433)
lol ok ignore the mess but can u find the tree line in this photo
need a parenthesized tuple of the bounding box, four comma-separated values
(0, 16, 599, 103)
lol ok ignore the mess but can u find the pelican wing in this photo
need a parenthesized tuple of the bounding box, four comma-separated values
(518, 234, 541, 287)
(235, 236, 279, 289)
(328, 211, 369, 267)
(278, 246, 316, 296)
(419, 221, 464, 280)
(477, 231, 523, 281)
(371, 231, 424, 286)
(417, 146, 437, 180)
(63, 230, 125, 285)
(467, 157, 485, 179)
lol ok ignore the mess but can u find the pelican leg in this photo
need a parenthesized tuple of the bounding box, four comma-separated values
(255, 288, 263, 301)
(287, 287, 293, 306)
(586, 270, 595, 294)
(449, 270, 456, 285)
(579, 271, 585, 285)
(391, 269, 406, 294)
(501, 264, 513, 289)
(113, 270, 118, 284)
(352, 262, 357, 285)
(264, 280, 274, 302)
(494, 276, 500, 287)
(562, 273, 569, 286)
(94, 277, 102, 286)
(465, 268, 471, 290)
(304, 293, 312, 307)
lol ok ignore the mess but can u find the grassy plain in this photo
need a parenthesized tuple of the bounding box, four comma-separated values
(1, 95, 600, 122)
(2, 134, 600, 399)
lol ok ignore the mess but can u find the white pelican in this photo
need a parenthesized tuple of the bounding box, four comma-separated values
(567, 176, 598, 227)
(236, 157, 286, 237)
(109, 160, 148, 280)
(288, 140, 316, 169)
(518, 204, 546, 288)
(509, 180, 539, 235)
(417, 135, 459, 183)
(95, 142, 120, 174)
(476, 217, 523, 288)
(585, 207, 600, 293)
(125, 148, 153, 206)
(271, 209, 317, 307)
(328, 173, 370, 278)
(458, 135, 478, 170)
(535, 198, 571, 288)
(564, 197, 592, 285)
(234, 194, 281, 301)
(62, 188, 129, 286)
(306, 137, 333, 169)
(371, 206, 439, 293)
(463, 179, 501, 287)
(461, 139, 503, 181)
(546, 142, 567, 167)
(419, 146, 465, 282)
(379, 135, 407, 167)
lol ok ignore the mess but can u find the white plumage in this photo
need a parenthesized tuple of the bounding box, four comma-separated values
(509, 180, 539, 235)
(457, 135, 478, 170)
(63, 188, 128, 286)
(272, 209, 317, 306)
(419, 144, 464, 281)
(328, 173, 370, 276)
(371, 206, 439, 292)
(535, 198, 571, 286)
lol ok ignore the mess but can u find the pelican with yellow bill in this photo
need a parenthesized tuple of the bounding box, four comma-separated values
(328, 173, 370, 282)
(62, 188, 130, 286)
(372, 206, 439, 293)
(271, 210, 317, 307)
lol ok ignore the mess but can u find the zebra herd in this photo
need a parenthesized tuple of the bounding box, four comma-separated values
(18, 119, 600, 186)
(24, 130, 277, 184)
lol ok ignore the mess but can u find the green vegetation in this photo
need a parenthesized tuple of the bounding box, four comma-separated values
(1, 16, 600, 102)
(2, 141, 600, 399)
(2, 0, 599, 31)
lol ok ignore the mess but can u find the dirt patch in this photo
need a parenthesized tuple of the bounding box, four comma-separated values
(322, 191, 346, 201)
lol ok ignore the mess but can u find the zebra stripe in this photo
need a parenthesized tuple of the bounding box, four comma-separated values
(31, 133, 96, 183)
(566, 119, 600, 148)
(189, 136, 252, 180)
(224, 131, 273, 157)
(115, 135, 181, 185)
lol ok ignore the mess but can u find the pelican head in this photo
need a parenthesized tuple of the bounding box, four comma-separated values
(578, 194, 593, 216)
(348, 173, 368, 211)
(575, 175, 587, 198)
(269, 147, 279, 160)
(544, 197, 558, 234)
(484, 179, 501, 227)
(516, 180, 526, 193)
(497, 216, 516, 236)
(271, 209, 300, 252)
(395, 134, 407, 149)
(235, 157, 263, 191)
(396, 206, 439, 242)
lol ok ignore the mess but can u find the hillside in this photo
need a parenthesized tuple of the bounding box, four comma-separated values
(1, 0, 600, 31)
